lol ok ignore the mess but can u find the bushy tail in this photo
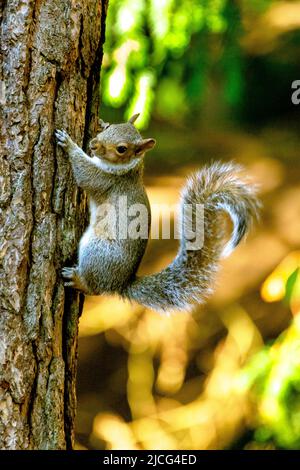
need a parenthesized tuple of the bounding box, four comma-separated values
(124, 162, 260, 312)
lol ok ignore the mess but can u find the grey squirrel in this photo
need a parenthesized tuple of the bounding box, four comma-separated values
(55, 115, 259, 312)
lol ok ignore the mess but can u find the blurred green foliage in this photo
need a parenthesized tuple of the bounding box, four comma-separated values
(239, 264, 300, 449)
(99, 1, 300, 448)
(102, 0, 245, 128)
(101, 0, 300, 128)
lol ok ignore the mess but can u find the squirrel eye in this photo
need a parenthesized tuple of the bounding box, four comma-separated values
(116, 145, 128, 154)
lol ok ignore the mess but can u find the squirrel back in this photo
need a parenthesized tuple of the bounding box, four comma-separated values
(123, 161, 259, 312)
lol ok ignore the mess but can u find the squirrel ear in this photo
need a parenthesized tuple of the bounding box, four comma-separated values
(128, 113, 140, 125)
(136, 138, 156, 154)
(98, 118, 110, 132)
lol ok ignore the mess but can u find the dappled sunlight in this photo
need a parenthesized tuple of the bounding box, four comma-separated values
(77, 124, 300, 449)
(261, 251, 300, 313)
(90, 312, 260, 449)
(240, 316, 300, 449)
(92, 413, 140, 450)
(218, 305, 263, 361)
(242, 1, 300, 54)
(79, 296, 141, 337)
(76, 0, 300, 448)
(212, 233, 288, 307)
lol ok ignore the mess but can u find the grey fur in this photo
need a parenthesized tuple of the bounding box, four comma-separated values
(55, 122, 259, 313)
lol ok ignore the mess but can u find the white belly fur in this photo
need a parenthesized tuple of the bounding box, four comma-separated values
(79, 226, 94, 251)
(79, 200, 97, 251)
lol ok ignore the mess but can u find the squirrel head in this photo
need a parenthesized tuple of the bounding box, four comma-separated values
(89, 114, 156, 166)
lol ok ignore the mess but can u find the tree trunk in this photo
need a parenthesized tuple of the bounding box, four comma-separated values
(0, 0, 108, 450)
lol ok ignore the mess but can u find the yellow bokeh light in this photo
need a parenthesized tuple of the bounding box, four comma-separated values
(92, 413, 139, 450)
(261, 277, 286, 302)
(260, 397, 280, 422)
(261, 251, 300, 303)
(108, 66, 127, 101)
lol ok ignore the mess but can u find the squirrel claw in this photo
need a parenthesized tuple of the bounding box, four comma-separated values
(62, 266, 77, 279)
(62, 267, 88, 293)
(55, 129, 70, 148)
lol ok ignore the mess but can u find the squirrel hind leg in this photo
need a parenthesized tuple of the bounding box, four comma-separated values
(62, 266, 89, 293)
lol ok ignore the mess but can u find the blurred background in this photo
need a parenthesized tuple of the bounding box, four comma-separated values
(75, 0, 300, 450)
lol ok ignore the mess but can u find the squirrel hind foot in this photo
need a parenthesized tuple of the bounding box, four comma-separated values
(62, 266, 89, 293)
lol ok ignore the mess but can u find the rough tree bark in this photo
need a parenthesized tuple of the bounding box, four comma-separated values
(0, 0, 108, 449)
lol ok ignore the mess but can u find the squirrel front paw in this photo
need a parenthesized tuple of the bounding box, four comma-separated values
(55, 129, 73, 150)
